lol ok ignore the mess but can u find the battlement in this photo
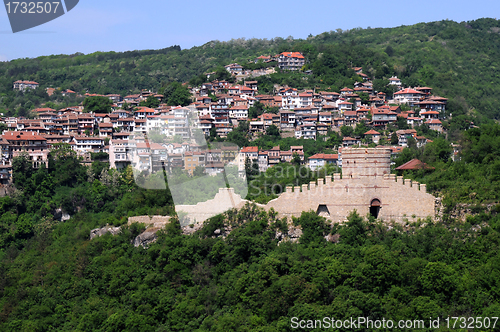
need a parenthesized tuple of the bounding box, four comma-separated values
(284, 173, 427, 194)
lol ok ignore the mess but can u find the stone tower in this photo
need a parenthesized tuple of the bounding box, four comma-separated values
(341, 148, 391, 178)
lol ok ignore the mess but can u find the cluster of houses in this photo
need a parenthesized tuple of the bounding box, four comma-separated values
(1, 60, 453, 185)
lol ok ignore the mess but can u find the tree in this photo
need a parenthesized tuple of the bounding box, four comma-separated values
(340, 125, 354, 137)
(423, 137, 452, 163)
(139, 95, 160, 108)
(83, 96, 112, 113)
(161, 82, 192, 106)
(12, 152, 33, 189)
(391, 132, 399, 145)
(397, 116, 409, 130)
(266, 125, 280, 138)
(357, 91, 370, 104)
(244, 157, 259, 179)
(193, 165, 205, 177)
(248, 101, 265, 119)
(291, 153, 302, 165)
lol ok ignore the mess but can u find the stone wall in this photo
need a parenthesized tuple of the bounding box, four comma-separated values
(264, 173, 435, 223)
(170, 148, 436, 224)
(175, 188, 247, 225)
(341, 148, 391, 177)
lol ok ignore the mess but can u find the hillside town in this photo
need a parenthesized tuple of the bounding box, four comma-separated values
(0, 52, 457, 185)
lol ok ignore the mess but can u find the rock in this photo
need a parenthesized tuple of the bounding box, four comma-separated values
(182, 223, 203, 235)
(54, 208, 71, 222)
(325, 233, 340, 243)
(287, 226, 303, 239)
(90, 225, 121, 240)
(133, 227, 162, 248)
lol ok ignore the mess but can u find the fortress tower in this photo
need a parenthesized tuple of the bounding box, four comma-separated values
(341, 148, 391, 178)
(264, 148, 436, 223)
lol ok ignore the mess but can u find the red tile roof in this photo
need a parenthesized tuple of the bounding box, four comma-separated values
(396, 159, 434, 170)
(308, 153, 338, 160)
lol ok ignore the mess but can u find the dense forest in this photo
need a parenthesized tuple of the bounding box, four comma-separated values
(1, 121, 500, 330)
(1, 18, 500, 118)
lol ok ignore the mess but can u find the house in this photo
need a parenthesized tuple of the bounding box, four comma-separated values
(238, 146, 259, 177)
(13, 80, 39, 91)
(308, 153, 339, 171)
(205, 162, 225, 176)
(396, 129, 417, 147)
(229, 105, 248, 119)
(394, 88, 423, 107)
(395, 159, 434, 171)
(415, 87, 433, 97)
(338, 101, 354, 114)
(184, 151, 206, 175)
(417, 100, 446, 112)
(278, 52, 305, 71)
(280, 110, 296, 128)
(225, 63, 243, 75)
(73, 136, 105, 153)
(371, 108, 397, 127)
(388, 76, 402, 87)
(2, 131, 48, 168)
(295, 124, 316, 140)
(364, 129, 381, 144)
(318, 112, 332, 125)
(420, 110, 440, 120)
(298, 92, 313, 107)
(342, 137, 360, 147)
(426, 119, 443, 132)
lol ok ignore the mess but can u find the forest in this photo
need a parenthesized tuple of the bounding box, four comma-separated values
(0, 121, 500, 330)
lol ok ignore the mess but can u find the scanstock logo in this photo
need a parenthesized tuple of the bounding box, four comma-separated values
(4, 0, 79, 33)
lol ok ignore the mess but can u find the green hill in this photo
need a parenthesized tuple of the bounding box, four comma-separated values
(1, 18, 500, 118)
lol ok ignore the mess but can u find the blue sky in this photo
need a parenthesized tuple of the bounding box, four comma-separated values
(0, 0, 499, 61)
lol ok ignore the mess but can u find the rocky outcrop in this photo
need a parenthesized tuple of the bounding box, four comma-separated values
(128, 216, 171, 248)
(54, 208, 71, 222)
(90, 225, 121, 240)
(132, 226, 164, 247)
(275, 224, 303, 244)
(90, 215, 172, 248)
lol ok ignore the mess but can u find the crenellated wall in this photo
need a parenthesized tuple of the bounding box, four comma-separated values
(264, 172, 435, 223)
(264, 148, 436, 223)
(173, 148, 437, 224)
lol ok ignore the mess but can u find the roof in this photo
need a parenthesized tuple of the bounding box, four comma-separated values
(394, 88, 422, 95)
(364, 130, 380, 135)
(279, 52, 304, 59)
(308, 153, 338, 160)
(241, 146, 258, 153)
(3, 131, 46, 141)
(395, 159, 435, 170)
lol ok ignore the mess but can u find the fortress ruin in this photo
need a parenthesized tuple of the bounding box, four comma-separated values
(265, 148, 436, 223)
(176, 148, 436, 224)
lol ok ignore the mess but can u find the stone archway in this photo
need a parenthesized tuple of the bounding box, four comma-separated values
(316, 204, 330, 217)
(370, 198, 381, 218)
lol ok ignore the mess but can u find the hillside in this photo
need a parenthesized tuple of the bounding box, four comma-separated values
(1, 18, 500, 331)
(1, 18, 500, 119)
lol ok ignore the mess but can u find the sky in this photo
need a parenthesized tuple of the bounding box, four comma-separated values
(0, 0, 499, 61)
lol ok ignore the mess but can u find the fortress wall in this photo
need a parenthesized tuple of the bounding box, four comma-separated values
(170, 149, 436, 226)
(175, 188, 245, 225)
(265, 172, 435, 223)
